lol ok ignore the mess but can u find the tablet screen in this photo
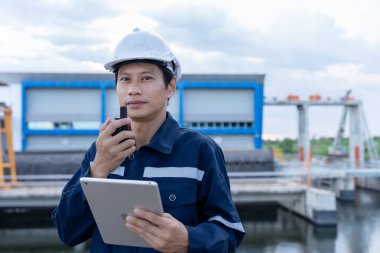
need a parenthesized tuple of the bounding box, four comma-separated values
(80, 177, 163, 248)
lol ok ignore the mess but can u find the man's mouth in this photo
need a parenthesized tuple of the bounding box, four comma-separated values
(127, 100, 146, 105)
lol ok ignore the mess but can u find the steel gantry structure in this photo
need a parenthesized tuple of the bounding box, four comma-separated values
(265, 92, 379, 168)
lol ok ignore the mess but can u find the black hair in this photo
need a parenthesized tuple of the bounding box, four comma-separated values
(113, 60, 174, 88)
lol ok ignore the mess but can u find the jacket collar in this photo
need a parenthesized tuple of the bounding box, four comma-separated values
(144, 112, 180, 154)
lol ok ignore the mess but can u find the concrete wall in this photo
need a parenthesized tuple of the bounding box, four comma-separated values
(357, 178, 380, 191)
(281, 187, 337, 226)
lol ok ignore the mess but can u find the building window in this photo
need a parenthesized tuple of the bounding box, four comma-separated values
(185, 121, 254, 129)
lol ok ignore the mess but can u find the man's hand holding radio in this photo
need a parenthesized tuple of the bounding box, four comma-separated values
(90, 118, 136, 178)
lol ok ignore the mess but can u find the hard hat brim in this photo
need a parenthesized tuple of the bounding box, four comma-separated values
(104, 57, 182, 81)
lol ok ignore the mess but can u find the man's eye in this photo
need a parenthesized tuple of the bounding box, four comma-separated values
(142, 76, 153, 81)
(119, 76, 129, 82)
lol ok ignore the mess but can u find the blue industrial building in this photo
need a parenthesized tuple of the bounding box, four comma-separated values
(1, 72, 265, 152)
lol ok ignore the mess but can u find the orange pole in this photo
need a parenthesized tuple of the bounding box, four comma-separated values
(306, 147, 312, 186)
(300, 146, 304, 161)
(4, 108, 17, 183)
(0, 124, 4, 185)
(355, 146, 360, 167)
(354, 145, 360, 186)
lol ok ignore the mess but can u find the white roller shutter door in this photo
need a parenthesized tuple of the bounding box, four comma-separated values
(183, 89, 254, 122)
(26, 88, 100, 121)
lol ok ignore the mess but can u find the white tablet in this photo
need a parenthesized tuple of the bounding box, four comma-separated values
(80, 177, 163, 248)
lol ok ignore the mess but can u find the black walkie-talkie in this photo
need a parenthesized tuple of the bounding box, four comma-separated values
(112, 106, 130, 136)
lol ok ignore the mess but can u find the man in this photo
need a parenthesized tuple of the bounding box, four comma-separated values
(52, 28, 245, 252)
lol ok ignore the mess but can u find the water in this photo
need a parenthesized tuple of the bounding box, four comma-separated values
(0, 209, 80, 253)
(1, 188, 380, 253)
(238, 188, 380, 253)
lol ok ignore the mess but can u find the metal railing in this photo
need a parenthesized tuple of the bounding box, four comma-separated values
(1, 174, 71, 187)
(2, 161, 380, 187)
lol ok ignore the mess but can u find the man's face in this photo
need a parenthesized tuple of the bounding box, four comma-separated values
(116, 62, 175, 122)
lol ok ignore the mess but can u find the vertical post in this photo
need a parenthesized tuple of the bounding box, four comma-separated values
(306, 146, 312, 186)
(0, 118, 4, 185)
(298, 103, 310, 162)
(178, 83, 184, 127)
(0, 106, 17, 187)
(4, 108, 17, 183)
(21, 82, 27, 151)
(100, 83, 106, 124)
(254, 83, 264, 149)
(349, 104, 364, 168)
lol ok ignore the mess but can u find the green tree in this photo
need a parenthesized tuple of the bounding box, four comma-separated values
(279, 138, 297, 154)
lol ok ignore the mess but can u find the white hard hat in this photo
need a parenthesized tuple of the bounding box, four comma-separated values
(104, 28, 181, 80)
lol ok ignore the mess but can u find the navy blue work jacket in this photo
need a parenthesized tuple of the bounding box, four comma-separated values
(52, 113, 245, 252)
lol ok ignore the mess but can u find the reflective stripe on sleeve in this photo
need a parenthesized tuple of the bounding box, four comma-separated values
(208, 215, 245, 233)
(143, 167, 204, 181)
(110, 166, 125, 176)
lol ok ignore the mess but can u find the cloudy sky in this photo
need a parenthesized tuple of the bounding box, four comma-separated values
(1, 0, 379, 139)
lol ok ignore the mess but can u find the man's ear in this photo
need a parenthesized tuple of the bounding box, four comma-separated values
(168, 76, 177, 98)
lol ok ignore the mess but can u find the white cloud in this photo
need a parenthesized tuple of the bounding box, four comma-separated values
(0, 0, 379, 137)
(307, 0, 380, 45)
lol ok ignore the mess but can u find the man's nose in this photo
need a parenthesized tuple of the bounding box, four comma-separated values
(128, 82, 142, 95)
